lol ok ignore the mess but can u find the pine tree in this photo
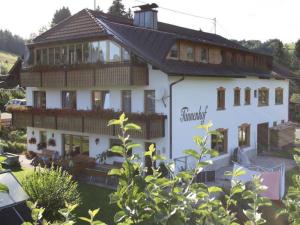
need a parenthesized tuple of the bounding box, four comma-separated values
(51, 7, 71, 26)
(108, 0, 131, 18)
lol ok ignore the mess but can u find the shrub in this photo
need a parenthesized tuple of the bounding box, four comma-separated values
(22, 166, 81, 221)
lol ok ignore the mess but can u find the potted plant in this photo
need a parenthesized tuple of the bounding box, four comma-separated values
(28, 137, 37, 144)
(48, 138, 56, 147)
(37, 142, 47, 150)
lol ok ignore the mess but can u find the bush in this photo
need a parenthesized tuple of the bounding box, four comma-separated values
(22, 166, 81, 221)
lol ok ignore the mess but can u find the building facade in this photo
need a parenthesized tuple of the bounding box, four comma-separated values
(12, 5, 289, 171)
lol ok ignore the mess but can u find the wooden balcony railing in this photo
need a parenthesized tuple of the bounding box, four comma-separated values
(11, 108, 165, 140)
(20, 63, 149, 88)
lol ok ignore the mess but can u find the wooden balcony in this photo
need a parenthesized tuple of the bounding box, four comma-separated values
(11, 108, 165, 140)
(20, 63, 149, 88)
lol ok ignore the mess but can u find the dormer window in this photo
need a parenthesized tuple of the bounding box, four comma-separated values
(169, 43, 179, 59)
(186, 46, 194, 60)
(200, 48, 208, 63)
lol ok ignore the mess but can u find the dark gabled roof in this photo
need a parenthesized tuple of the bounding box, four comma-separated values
(32, 9, 106, 44)
(30, 9, 276, 78)
(97, 18, 272, 78)
(90, 10, 268, 56)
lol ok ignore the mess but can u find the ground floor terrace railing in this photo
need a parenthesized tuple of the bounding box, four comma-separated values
(20, 62, 149, 88)
(10, 107, 166, 140)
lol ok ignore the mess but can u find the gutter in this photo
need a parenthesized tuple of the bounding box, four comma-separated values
(169, 76, 185, 159)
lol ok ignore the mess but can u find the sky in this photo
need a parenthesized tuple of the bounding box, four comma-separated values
(0, 0, 299, 43)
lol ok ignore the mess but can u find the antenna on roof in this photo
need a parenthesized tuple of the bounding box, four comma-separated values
(94, 0, 96, 10)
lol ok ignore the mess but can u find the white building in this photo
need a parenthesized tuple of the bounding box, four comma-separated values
(12, 4, 289, 174)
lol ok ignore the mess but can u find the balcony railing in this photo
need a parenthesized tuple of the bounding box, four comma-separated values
(20, 62, 149, 88)
(11, 107, 166, 140)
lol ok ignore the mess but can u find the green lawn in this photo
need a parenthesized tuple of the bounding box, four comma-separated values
(75, 183, 117, 225)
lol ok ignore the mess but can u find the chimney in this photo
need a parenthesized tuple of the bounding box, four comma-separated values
(133, 3, 158, 29)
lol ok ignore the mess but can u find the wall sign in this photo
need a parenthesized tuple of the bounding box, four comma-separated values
(180, 105, 208, 124)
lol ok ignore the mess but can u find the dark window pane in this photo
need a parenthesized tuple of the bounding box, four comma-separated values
(49, 48, 54, 65)
(41, 48, 48, 65)
(83, 43, 91, 63)
(144, 90, 155, 114)
(92, 91, 110, 110)
(54, 47, 61, 65)
(69, 45, 75, 64)
(62, 91, 76, 109)
(76, 44, 83, 63)
(36, 49, 41, 65)
(121, 90, 131, 113)
(33, 91, 46, 108)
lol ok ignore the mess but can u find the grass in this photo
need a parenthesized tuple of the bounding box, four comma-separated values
(75, 183, 117, 225)
(0, 50, 17, 74)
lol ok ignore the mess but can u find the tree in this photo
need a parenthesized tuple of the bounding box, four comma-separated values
(51, 7, 71, 26)
(108, 0, 131, 18)
(295, 39, 300, 59)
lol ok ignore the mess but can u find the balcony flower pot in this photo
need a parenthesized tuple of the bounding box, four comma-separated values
(37, 142, 47, 151)
(28, 137, 37, 144)
(48, 138, 56, 147)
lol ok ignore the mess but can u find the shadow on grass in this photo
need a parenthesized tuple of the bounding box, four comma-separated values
(75, 183, 118, 225)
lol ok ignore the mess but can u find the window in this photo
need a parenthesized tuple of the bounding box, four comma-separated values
(217, 87, 225, 110)
(122, 48, 130, 61)
(258, 87, 269, 106)
(90, 42, 100, 63)
(63, 134, 89, 157)
(83, 43, 91, 63)
(41, 48, 48, 65)
(33, 91, 46, 108)
(68, 45, 75, 64)
(234, 87, 241, 106)
(169, 43, 179, 59)
(145, 142, 156, 175)
(54, 47, 61, 65)
(275, 87, 283, 105)
(92, 91, 110, 110)
(273, 121, 277, 127)
(62, 91, 76, 109)
(144, 90, 155, 114)
(109, 41, 121, 62)
(40, 131, 47, 144)
(245, 88, 251, 105)
(121, 90, 131, 113)
(75, 43, 83, 64)
(239, 124, 250, 147)
(99, 41, 107, 62)
(200, 48, 208, 63)
(61, 46, 68, 64)
(211, 129, 228, 154)
(186, 46, 194, 60)
(36, 49, 41, 65)
(49, 48, 54, 65)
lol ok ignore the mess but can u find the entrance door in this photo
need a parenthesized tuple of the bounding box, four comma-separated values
(257, 123, 269, 153)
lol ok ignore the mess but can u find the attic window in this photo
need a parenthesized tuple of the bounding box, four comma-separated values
(169, 43, 179, 59)
(186, 46, 194, 60)
(200, 48, 208, 63)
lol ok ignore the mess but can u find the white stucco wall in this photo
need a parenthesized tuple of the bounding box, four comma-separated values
(25, 66, 289, 170)
(170, 76, 289, 169)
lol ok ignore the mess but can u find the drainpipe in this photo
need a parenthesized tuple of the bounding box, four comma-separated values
(169, 76, 185, 159)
